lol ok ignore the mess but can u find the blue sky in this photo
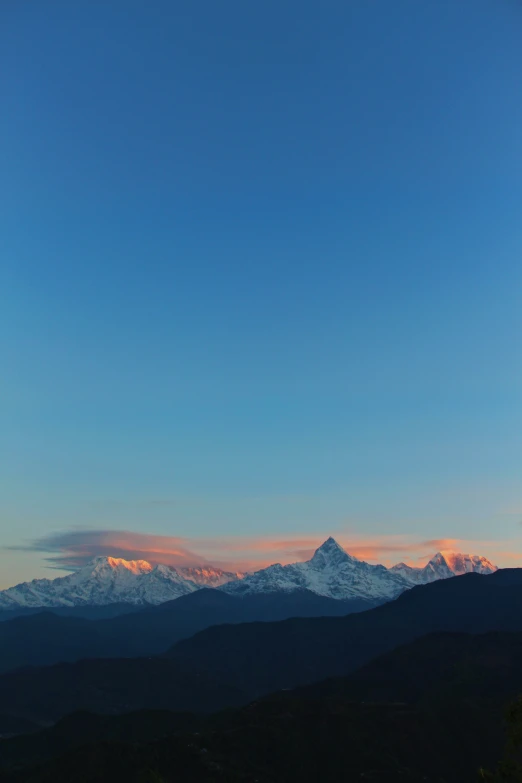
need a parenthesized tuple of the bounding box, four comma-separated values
(1, 0, 521, 585)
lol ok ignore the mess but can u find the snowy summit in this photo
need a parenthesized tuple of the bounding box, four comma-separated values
(221, 537, 412, 603)
(390, 550, 497, 585)
(0, 539, 498, 609)
(0, 556, 244, 609)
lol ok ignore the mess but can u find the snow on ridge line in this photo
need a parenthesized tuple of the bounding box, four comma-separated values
(220, 537, 411, 602)
(0, 556, 246, 609)
(220, 541, 497, 599)
(390, 551, 497, 585)
(0, 540, 498, 609)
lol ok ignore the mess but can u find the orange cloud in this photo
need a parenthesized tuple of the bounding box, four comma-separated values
(11, 528, 516, 573)
(10, 530, 203, 570)
(490, 550, 522, 561)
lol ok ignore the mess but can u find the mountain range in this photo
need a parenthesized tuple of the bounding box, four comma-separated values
(0, 569, 521, 781)
(0, 568, 521, 725)
(390, 550, 496, 584)
(221, 537, 496, 600)
(2, 638, 510, 783)
(0, 537, 497, 610)
(1, 626, 520, 782)
(0, 557, 245, 610)
(166, 567, 522, 702)
(0, 588, 365, 674)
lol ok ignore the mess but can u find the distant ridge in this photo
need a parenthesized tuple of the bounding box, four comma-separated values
(0, 538, 497, 609)
(390, 550, 497, 585)
(220, 537, 411, 602)
(0, 557, 245, 609)
(220, 538, 497, 602)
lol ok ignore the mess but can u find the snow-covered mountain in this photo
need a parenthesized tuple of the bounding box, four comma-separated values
(390, 551, 497, 585)
(0, 557, 244, 609)
(178, 565, 246, 588)
(220, 537, 411, 603)
(0, 540, 498, 609)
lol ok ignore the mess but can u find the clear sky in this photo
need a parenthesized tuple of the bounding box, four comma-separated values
(1, 0, 521, 586)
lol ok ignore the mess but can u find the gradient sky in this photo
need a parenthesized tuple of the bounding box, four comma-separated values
(1, 0, 521, 586)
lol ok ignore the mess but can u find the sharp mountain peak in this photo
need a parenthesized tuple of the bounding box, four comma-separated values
(0, 537, 499, 610)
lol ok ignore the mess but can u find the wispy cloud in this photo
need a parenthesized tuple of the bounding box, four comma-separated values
(8, 528, 510, 572)
(9, 530, 202, 570)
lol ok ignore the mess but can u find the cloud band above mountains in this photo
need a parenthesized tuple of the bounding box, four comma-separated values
(8, 528, 482, 572)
